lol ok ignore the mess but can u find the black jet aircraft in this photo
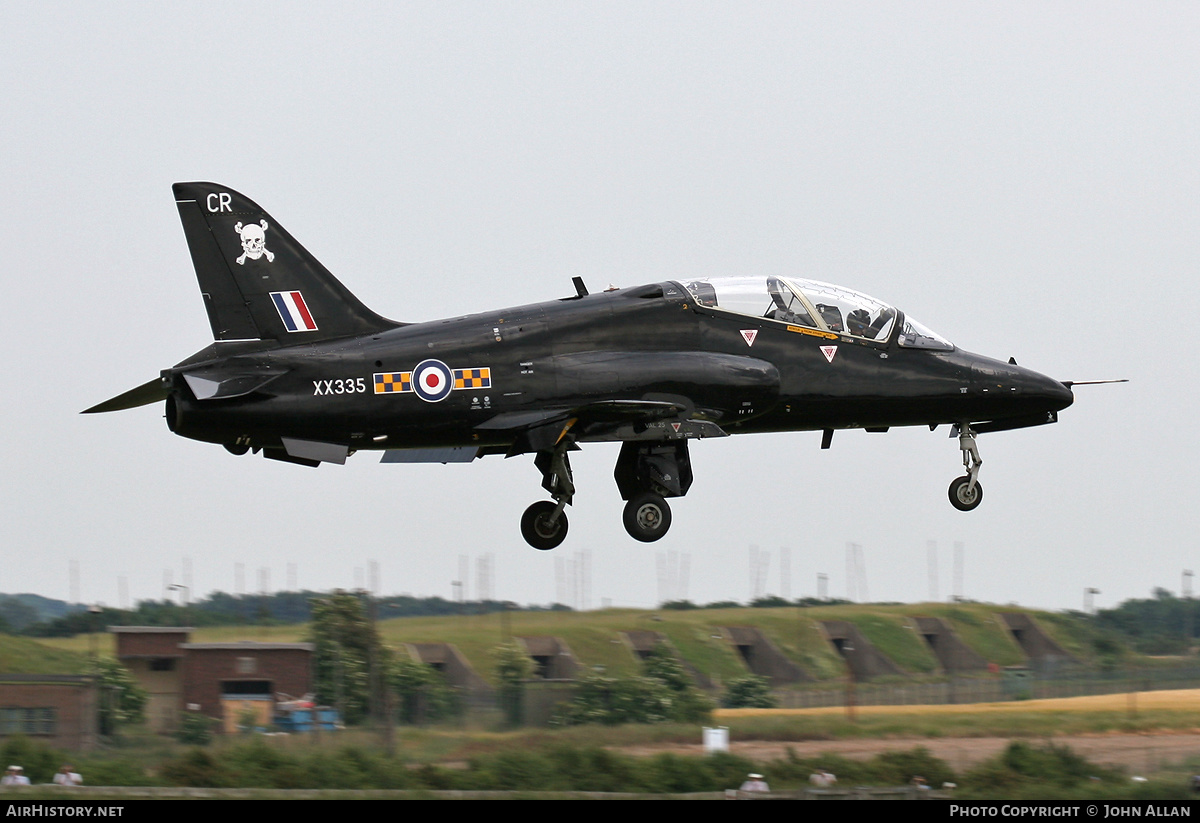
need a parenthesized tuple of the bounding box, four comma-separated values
(86, 183, 1082, 550)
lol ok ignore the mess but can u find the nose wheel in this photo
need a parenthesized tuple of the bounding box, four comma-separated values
(948, 424, 984, 511)
(623, 492, 672, 542)
(948, 476, 983, 511)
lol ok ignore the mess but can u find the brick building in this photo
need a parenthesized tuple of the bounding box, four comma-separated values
(180, 642, 313, 733)
(0, 674, 98, 750)
(112, 627, 312, 734)
(110, 627, 188, 733)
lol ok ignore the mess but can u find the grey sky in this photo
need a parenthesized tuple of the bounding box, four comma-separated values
(1, 2, 1193, 612)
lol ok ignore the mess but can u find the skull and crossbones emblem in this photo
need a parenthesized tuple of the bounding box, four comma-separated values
(234, 220, 275, 265)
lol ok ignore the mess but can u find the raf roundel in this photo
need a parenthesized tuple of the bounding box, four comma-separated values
(411, 359, 454, 403)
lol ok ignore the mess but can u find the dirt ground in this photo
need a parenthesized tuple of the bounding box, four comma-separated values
(618, 732, 1200, 775)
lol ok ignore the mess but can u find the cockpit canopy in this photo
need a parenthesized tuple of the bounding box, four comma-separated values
(680, 276, 953, 351)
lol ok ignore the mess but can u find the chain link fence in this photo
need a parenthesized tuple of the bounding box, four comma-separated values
(773, 666, 1200, 709)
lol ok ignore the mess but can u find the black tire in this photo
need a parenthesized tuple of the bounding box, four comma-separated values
(948, 476, 983, 511)
(521, 501, 568, 550)
(623, 493, 672, 542)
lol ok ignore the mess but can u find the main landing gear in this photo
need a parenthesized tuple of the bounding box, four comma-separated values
(520, 445, 575, 550)
(615, 441, 691, 543)
(519, 439, 694, 550)
(948, 425, 984, 511)
(622, 491, 672, 542)
(521, 500, 568, 550)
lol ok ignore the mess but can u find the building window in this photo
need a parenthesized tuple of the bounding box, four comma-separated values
(0, 708, 56, 736)
(150, 658, 176, 672)
(221, 681, 271, 696)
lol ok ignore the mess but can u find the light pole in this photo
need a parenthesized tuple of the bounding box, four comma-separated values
(840, 640, 856, 722)
(167, 584, 190, 627)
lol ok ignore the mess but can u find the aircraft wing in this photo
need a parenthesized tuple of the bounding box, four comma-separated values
(465, 350, 777, 455)
(473, 399, 688, 433)
(473, 398, 729, 457)
(379, 399, 706, 464)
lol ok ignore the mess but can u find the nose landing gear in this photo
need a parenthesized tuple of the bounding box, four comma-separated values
(948, 425, 983, 511)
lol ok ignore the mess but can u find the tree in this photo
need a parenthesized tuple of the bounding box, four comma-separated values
(641, 643, 713, 723)
(553, 643, 713, 726)
(307, 591, 384, 725)
(91, 657, 148, 735)
(390, 655, 461, 724)
(721, 675, 776, 709)
(491, 643, 535, 727)
(552, 673, 674, 726)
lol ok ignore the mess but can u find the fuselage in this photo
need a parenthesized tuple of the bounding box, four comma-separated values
(164, 279, 1073, 454)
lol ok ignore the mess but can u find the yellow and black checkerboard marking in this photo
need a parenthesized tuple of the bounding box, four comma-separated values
(453, 367, 491, 390)
(373, 372, 412, 394)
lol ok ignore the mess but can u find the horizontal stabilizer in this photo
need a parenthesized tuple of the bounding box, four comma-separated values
(381, 447, 480, 464)
(81, 378, 169, 414)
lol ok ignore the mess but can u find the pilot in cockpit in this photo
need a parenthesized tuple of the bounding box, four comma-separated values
(847, 309, 871, 337)
(816, 303, 844, 332)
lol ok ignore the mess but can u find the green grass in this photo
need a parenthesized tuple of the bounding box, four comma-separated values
(922, 604, 1026, 666)
(0, 635, 92, 673)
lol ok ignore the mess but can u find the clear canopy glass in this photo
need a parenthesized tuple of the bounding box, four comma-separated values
(680, 276, 952, 350)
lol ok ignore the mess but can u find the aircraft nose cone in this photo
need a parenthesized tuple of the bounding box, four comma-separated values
(1024, 370, 1074, 412)
(970, 357, 1074, 418)
(1053, 379, 1074, 410)
(1045, 375, 1074, 410)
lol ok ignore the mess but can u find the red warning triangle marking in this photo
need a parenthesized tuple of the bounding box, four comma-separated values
(740, 329, 758, 347)
(671, 422, 681, 432)
(820, 345, 838, 363)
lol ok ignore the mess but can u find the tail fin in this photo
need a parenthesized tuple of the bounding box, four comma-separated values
(173, 182, 398, 343)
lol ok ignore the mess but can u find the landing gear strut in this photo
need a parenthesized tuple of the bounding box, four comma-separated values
(521, 438, 695, 549)
(520, 441, 575, 550)
(948, 425, 983, 511)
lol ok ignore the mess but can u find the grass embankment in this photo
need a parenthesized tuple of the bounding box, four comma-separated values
(0, 636, 91, 673)
(30, 601, 1107, 685)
